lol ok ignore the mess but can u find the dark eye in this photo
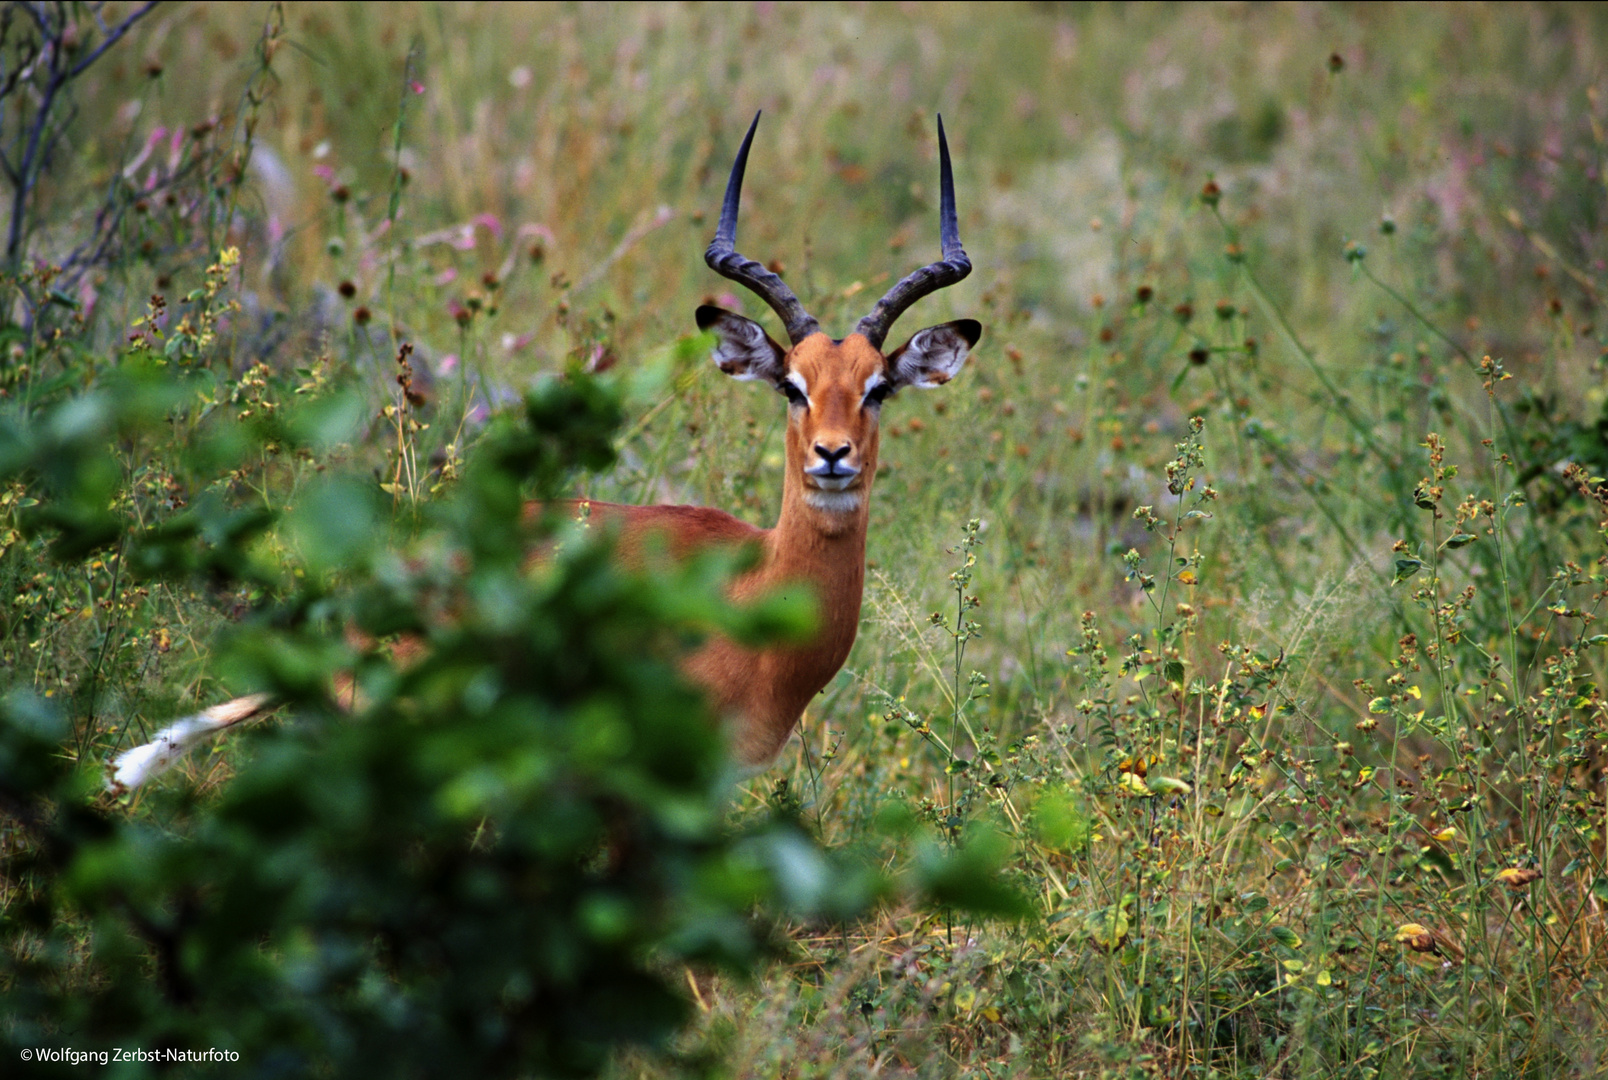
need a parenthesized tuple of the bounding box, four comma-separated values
(781, 381, 808, 407)
(864, 382, 894, 407)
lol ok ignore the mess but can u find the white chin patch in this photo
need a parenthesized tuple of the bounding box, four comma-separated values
(808, 472, 857, 491)
(804, 488, 861, 513)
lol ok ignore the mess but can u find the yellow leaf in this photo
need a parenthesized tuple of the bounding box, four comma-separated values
(1119, 772, 1153, 797)
(1431, 827, 1457, 843)
(1496, 867, 1540, 888)
(1407, 685, 1422, 700)
(1394, 923, 1439, 954)
(1177, 569, 1197, 585)
(1316, 969, 1332, 986)
(1118, 753, 1152, 777)
(981, 1006, 1002, 1023)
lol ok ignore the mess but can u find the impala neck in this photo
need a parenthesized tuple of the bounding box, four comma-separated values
(765, 424, 878, 602)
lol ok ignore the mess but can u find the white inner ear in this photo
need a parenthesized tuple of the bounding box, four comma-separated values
(891, 325, 972, 389)
(710, 314, 784, 382)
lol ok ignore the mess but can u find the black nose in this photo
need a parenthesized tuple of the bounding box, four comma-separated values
(814, 444, 851, 469)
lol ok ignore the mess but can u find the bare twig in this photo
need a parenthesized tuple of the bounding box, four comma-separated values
(2, 1, 160, 269)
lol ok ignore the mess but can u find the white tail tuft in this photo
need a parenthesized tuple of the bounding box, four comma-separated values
(106, 694, 273, 794)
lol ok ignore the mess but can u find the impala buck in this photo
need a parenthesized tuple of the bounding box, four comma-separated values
(109, 113, 980, 790)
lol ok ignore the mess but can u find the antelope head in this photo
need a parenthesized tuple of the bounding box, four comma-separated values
(696, 114, 981, 529)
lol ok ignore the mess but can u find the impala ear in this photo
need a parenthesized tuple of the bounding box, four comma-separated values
(885, 319, 982, 389)
(696, 305, 787, 386)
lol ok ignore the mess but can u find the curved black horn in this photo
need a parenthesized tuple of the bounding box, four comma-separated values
(854, 115, 972, 350)
(704, 112, 821, 345)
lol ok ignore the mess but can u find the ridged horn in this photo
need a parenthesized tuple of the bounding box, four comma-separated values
(704, 112, 821, 345)
(854, 115, 971, 350)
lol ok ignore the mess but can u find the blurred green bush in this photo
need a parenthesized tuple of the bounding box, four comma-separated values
(0, 363, 1019, 1076)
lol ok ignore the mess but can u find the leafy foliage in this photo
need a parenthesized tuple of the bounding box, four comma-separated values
(1, 370, 772, 1074)
(4, 4, 1608, 1079)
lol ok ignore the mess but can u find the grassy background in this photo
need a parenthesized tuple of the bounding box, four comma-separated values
(8, 2, 1608, 1076)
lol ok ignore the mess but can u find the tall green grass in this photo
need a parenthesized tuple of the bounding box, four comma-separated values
(4, 2, 1607, 1076)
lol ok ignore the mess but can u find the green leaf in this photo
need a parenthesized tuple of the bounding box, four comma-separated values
(1085, 905, 1130, 949)
(913, 828, 1030, 919)
(1270, 924, 1303, 949)
(288, 390, 366, 450)
(1031, 787, 1092, 853)
(285, 476, 382, 573)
